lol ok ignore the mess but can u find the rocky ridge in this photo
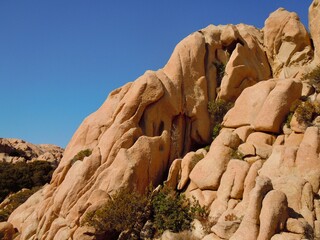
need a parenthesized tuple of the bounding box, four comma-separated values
(4, 2, 320, 240)
(0, 138, 64, 164)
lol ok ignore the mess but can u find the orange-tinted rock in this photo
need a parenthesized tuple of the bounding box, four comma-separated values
(309, 0, 320, 61)
(224, 79, 302, 133)
(264, 8, 313, 78)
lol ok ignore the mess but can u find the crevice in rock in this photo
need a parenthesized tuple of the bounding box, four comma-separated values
(223, 39, 244, 55)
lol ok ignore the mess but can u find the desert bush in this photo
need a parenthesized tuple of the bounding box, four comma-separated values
(84, 186, 208, 239)
(151, 186, 208, 235)
(0, 187, 39, 221)
(284, 99, 302, 127)
(231, 149, 244, 160)
(208, 99, 233, 124)
(208, 99, 233, 140)
(0, 161, 55, 202)
(295, 100, 320, 124)
(302, 65, 320, 92)
(71, 149, 92, 163)
(214, 61, 226, 86)
(83, 187, 149, 238)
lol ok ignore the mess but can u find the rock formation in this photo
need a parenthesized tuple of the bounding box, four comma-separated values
(4, 1, 320, 239)
(0, 138, 63, 164)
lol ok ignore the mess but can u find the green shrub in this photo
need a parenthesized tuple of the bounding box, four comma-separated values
(214, 61, 226, 87)
(295, 100, 320, 124)
(151, 186, 208, 235)
(208, 99, 233, 140)
(208, 99, 234, 124)
(211, 123, 222, 140)
(84, 186, 208, 238)
(231, 149, 244, 160)
(285, 99, 302, 127)
(0, 161, 55, 202)
(0, 187, 39, 222)
(302, 65, 320, 92)
(151, 187, 192, 234)
(71, 149, 92, 164)
(83, 188, 149, 238)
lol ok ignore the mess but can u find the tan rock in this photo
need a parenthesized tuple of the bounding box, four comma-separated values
(164, 159, 181, 189)
(242, 160, 264, 204)
(244, 156, 261, 164)
(286, 218, 309, 235)
(254, 143, 273, 159)
(202, 190, 217, 207)
(252, 80, 302, 132)
(290, 114, 308, 133)
(246, 132, 276, 145)
(190, 131, 241, 190)
(296, 126, 320, 192)
(315, 220, 320, 238)
(309, 0, 320, 61)
(209, 160, 250, 221)
(274, 135, 285, 146)
(271, 232, 304, 240)
(202, 233, 223, 240)
(315, 199, 320, 220)
(219, 24, 271, 101)
(233, 126, 254, 142)
(0, 138, 64, 164)
(192, 219, 207, 239)
(7, 8, 319, 239)
(284, 132, 304, 147)
(211, 220, 241, 239)
(230, 176, 273, 240)
(302, 82, 315, 97)
(264, 8, 313, 78)
(257, 190, 288, 240)
(178, 151, 205, 190)
(223, 79, 302, 133)
(0, 222, 14, 240)
(238, 143, 255, 157)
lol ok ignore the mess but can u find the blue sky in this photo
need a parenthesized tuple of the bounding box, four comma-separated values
(0, 1, 312, 148)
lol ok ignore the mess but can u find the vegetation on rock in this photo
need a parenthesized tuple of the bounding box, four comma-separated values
(214, 61, 226, 87)
(71, 149, 92, 164)
(0, 188, 39, 222)
(82, 187, 149, 239)
(208, 99, 234, 140)
(0, 161, 55, 203)
(302, 65, 320, 92)
(295, 100, 320, 125)
(83, 186, 208, 239)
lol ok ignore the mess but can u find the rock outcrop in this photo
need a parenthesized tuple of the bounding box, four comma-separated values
(7, 1, 320, 239)
(0, 138, 63, 164)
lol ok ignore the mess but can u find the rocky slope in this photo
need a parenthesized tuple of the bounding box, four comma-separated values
(0, 138, 64, 164)
(4, 1, 320, 239)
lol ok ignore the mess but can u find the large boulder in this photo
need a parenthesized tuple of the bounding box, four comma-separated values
(263, 8, 313, 78)
(189, 130, 241, 190)
(223, 79, 302, 133)
(309, 0, 320, 62)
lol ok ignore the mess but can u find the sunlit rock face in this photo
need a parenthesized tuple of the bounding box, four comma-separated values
(7, 1, 320, 239)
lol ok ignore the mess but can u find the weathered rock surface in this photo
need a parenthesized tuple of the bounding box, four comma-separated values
(0, 138, 63, 164)
(223, 78, 302, 133)
(263, 8, 313, 78)
(309, 0, 320, 62)
(7, 1, 320, 240)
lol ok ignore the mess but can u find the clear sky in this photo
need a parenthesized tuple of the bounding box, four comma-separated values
(0, 1, 312, 148)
